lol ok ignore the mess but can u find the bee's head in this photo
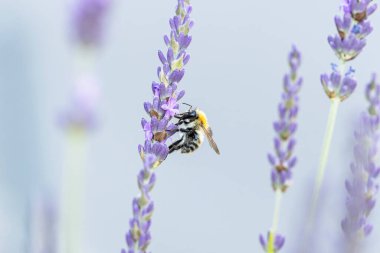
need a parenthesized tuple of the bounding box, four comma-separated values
(174, 103, 197, 119)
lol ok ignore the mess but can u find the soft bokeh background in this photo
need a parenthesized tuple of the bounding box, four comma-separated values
(1, 0, 380, 252)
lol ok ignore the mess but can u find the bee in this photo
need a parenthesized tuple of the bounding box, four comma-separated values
(169, 104, 220, 155)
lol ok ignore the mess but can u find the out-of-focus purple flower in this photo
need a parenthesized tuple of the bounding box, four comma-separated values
(342, 74, 380, 243)
(269, 46, 302, 193)
(71, 0, 111, 47)
(259, 232, 285, 253)
(122, 1, 193, 253)
(321, 66, 357, 101)
(59, 75, 100, 130)
(331, 0, 377, 61)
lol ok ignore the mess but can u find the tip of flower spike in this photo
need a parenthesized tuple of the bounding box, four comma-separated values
(288, 45, 301, 73)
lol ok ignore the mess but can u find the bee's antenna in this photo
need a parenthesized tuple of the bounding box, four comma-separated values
(182, 102, 193, 111)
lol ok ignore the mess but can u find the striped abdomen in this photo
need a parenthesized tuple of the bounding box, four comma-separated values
(181, 129, 204, 153)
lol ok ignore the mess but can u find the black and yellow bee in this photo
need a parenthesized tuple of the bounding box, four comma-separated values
(169, 104, 220, 155)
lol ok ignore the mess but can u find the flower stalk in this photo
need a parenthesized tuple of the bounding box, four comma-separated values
(59, 129, 88, 253)
(308, 0, 377, 230)
(122, 1, 193, 253)
(310, 97, 340, 219)
(260, 46, 302, 253)
(267, 190, 283, 253)
(58, 1, 111, 252)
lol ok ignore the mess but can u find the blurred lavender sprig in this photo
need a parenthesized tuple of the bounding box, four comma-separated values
(59, 76, 100, 131)
(71, 0, 111, 47)
(260, 46, 302, 253)
(268, 46, 302, 192)
(59, 0, 111, 131)
(58, 1, 110, 252)
(342, 74, 380, 247)
(321, 0, 377, 101)
(122, 1, 193, 253)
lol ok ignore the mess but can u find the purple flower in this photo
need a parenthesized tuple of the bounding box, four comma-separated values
(122, 1, 193, 253)
(269, 46, 302, 193)
(71, 0, 111, 46)
(328, 34, 366, 61)
(322, 1, 376, 102)
(141, 118, 153, 140)
(321, 67, 357, 101)
(59, 75, 100, 130)
(260, 46, 302, 253)
(330, 0, 377, 61)
(259, 232, 285, 253)
(161, 97, 179, 118)
(342, 74, 380, 243)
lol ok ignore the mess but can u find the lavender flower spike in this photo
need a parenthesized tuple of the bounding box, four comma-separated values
(342, 74, 380, 247)
(122, 1, 193, 253)
(269, 46, 302, 193)
(329, 0, 377, 62)
(260, 46, 302, 253)
(321, 0, 376, 101)
(310, 0, 377, 232)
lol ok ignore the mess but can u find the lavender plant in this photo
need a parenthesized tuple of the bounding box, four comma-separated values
(58, 1, 111, 253)
(122, 1, 193, 253)
(310, 0, 377, 227)
(341, 74, 380, 252)
(259, 46, 302, 253)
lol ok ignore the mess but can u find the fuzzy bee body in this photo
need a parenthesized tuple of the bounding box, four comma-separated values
(169, 108, 220, 155)
(174, 125, 204, 154)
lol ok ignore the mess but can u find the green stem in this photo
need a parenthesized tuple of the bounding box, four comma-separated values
(267, 190, 283, 253)
(60, 129, 88, 253)
(308, 97, 340, 230)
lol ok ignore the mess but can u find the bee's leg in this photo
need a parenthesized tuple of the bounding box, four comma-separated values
(169, 135, 184, 153)
(175, 112, 197, 123)
(179, 127, 194, 133)
(175, 120, 185, 126)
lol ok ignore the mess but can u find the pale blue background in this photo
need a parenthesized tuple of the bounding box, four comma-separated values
(1, 0, 380, 252)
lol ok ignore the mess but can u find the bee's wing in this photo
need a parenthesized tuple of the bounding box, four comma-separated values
(200, 125, 220, 155)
